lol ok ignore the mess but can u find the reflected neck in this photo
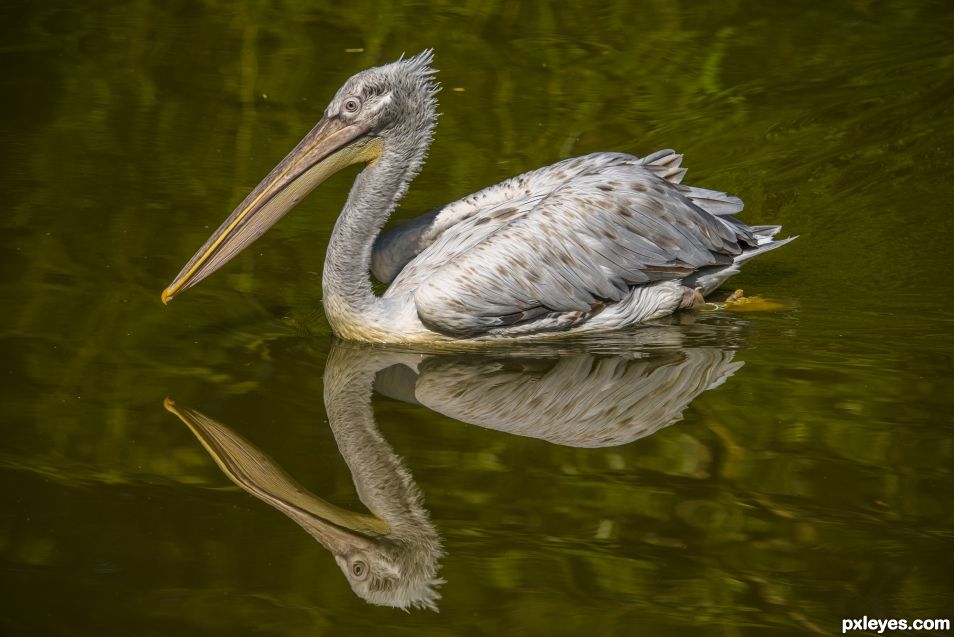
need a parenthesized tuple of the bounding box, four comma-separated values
(323, 345, 436, 541)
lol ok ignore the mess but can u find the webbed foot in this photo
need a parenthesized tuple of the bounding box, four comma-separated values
(724, 289, 786, 312)
(725, 289, 746, 303)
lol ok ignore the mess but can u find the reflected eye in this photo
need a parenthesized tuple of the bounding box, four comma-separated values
(343, 97, 362, 114)
(350, 559, 369, 580)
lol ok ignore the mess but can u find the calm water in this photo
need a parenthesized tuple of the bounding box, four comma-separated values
(2, 1, 953, 635)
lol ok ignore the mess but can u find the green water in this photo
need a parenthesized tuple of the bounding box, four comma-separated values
(2, 1, 953, 634)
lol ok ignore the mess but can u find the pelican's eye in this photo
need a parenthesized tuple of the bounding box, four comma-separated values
(343, 96, 362, 114)
(350, 558, 369, 581)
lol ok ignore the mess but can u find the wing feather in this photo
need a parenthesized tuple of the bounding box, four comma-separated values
(384, 153, 755, 337)
(373, 151, 686, 283)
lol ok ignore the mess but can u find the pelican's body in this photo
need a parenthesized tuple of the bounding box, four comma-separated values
(163, 51, 793, 343)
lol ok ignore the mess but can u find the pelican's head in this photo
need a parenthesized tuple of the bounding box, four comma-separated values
(161, 50, 439, 304)
(287, 501, 444, 612)
(327, 533, 445, 612)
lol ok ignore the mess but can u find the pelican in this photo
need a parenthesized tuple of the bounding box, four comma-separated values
(162, 50, 794, 343)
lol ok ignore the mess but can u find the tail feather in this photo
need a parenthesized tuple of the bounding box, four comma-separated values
(637, 148, 795, 297)
(641, 149, 687, 184)
(640, 150, 744, 215)
(750, 224, 783, 242)
(682, 185, 745, 216)
(735, 233, 797, 263)
(686, 233, 796, 296)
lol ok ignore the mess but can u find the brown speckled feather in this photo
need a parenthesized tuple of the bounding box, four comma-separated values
(383, 152, 761, 336)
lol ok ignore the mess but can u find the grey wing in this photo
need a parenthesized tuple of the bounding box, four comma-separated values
(371, 150, 696, 283)
(414, 351, 742, 447)
(388, 159, 757, 337)
(370, 207, 443, 284)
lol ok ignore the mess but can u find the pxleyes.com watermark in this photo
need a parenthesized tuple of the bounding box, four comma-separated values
(842, 617, 950, 634)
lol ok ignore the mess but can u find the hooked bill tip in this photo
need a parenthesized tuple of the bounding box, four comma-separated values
(161, 287, 174, 305)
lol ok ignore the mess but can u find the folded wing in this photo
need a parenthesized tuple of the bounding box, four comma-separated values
(385, 154, 757, 336)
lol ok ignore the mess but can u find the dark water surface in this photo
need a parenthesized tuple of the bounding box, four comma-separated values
(2, 1, 953, 635)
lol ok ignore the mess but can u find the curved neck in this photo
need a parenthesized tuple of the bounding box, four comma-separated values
(323, 343, 443, 609)
(322, 142, 421, 338)
(323, 344, 437, 543)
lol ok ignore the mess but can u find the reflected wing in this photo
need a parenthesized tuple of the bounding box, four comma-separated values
(413, 350, 742, 447)
(385, 152, 756, 336)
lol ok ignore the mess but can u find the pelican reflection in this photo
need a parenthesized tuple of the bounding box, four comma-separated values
(165, 337, 742, 610)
